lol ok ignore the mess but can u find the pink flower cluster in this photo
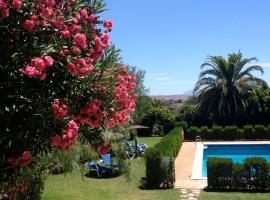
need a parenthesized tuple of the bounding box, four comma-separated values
(8, 151, 32, 167)
(67, 57, 94, 77)
(92, 139, 111, 155)
(103, 19, 112, 32)
(72, 99, 106, 127)
(0, 0, 22, 19)
(18, 1, 112, 78)
(108, 68, 136, 126)
(51, 120, 79, 151)
(19, 56, 54, 80)
(52, 99, 68, 119)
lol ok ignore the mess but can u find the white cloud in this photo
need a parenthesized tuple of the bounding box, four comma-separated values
(146, 73, 174, 81)
(248, 62, 270, 68)
(155, 77, 173, 81)
(257, 63, 270, 68)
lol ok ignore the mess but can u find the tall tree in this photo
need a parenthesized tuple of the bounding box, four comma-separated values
(194, 52, 267, 122)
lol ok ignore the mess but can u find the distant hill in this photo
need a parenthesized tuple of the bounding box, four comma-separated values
(150, 95, 190, 101)
(182, 90, 193, 96)
(150, 95, 190, 109)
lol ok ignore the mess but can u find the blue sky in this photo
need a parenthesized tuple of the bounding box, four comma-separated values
(105, 0, 270, 95)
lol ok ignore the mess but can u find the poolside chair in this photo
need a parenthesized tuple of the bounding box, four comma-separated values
(123, 140, 148, 158)
(85, 161, 113, 177)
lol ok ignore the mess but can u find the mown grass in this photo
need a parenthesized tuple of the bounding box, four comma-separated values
(42, 137, 180, 200)
(199, 191, 270, 200)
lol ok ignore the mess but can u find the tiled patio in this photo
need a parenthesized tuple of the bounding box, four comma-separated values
(174, 142, 207, 189)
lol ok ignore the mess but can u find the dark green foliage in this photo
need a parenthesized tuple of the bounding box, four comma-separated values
(224, 125, 238, 140)
(184, 124, 269, 141)
(243, 125, 255, 139)
(212, 125, 224, 139)
(185, 126, 201, 140)
(207, 157, 233, 189)
(254, 124, 267, 139)
(141, 107, 175, 136)
(175, 121, 188, 131)
(194, 52, 267, 125)
(243, 157, 269, 190)
(207, 157, 270, 191)
(145, 128, 182, 189)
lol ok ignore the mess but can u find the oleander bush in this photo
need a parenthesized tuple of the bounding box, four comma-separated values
(207, 157, 270, 191)
(0, 0, 137, 198)
(145, 127, 182, 189)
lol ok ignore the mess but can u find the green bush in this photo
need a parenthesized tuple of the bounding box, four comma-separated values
(243, 157, 269, 190)
(184, 124, 270, 141)
(185, 126, 201, 140)
(212, 125, 224, 139)
(207, 157, 232, 189)
(224, 125, 238, 140)
(145, 127, 182, 189)
(243, 125, 255, 139)
(175, 121, 188, 131)
(200, 126, 209, 139)
(254, 125, 267, 139)
(207, 157, 270, 191)
(237, 129, 244, 139)
(232, 163, 245, 190)
(141, 107, 175, 136)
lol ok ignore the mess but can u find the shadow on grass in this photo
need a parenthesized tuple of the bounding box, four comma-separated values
(84, 170, 121, 179)
(203, 187, 270, 193)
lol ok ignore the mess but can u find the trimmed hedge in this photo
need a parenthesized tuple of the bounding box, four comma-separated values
(184, 124, 270, 141)
(145, 127, 183, 189)
(207, 157, 270, 191)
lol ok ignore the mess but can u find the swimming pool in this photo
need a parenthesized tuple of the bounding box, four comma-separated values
(202, 144, 270, 177)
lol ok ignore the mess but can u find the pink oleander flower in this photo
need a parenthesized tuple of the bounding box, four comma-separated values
(61, 30, 71, 40)
(80, 8, 88, 18)
(12, 0, 22, 10)
(74, 33, 87, 49)
(89, 14, 97, 22)
(103, 19, 112, 32)
(22, 19, 36, 32)
(52, 99, 68, 119)
(44, 56, 54, 67)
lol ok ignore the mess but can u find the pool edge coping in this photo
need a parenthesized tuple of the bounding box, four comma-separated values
(190, 141, 270, 180)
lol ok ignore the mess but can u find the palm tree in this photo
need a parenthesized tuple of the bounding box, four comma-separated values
(194, 52, 268, 121)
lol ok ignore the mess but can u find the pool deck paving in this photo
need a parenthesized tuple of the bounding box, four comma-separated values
(175, 142, 207, 190)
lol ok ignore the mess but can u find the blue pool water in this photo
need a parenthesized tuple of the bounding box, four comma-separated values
(202, 144, 270, 177)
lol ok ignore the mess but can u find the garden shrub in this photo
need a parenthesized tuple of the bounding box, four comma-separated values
(212, 125, 224, 139)
(200, 126, 209, 140)
(184, 124, 270, 141)
(185, 126, 201, 140)
(243, 125, 255, 140)
(145, 127, 182, 189)
(175, 121, 188, 131)
(243, 157, 269, 190)
(141, 107, 175, 136)
(207, 157, 233, 189)
(207, 157, 270, 191)
(254, 125, 267, 139)
(237, 128, 244, 139)
(267, 125, 270, 139)
(0, 0, 137, 198)
(224, 125, 238, 140)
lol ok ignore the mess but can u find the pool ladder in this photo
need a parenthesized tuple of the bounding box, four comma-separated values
(195, 135, 203, 149)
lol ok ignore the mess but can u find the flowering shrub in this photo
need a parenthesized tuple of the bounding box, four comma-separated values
(0, 0, 136, 198)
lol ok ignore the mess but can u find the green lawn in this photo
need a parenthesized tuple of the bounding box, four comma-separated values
(137, 136, 162, 148)
(42, 137, 180, 200)
(199, 191, 270, 200)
